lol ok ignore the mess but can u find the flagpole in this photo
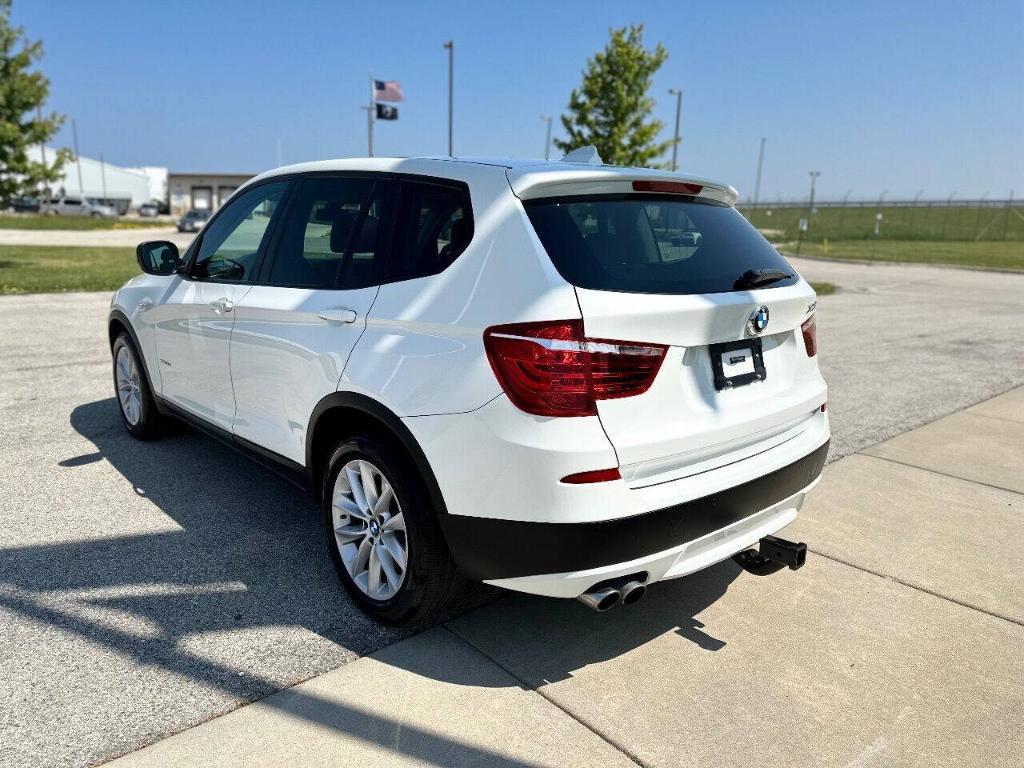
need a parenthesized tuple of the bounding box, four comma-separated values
(367, 73, 375, 157)
(443, 41, 453, 156)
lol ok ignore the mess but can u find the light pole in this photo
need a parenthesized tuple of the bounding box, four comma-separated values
(443, 41, 454, 156)
(541, 115, 552, 160)
(796, 171, 820, 256)
(668, 88, 682, 172)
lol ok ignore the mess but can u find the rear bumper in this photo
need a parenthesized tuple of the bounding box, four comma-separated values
(438, 439, 829, 585)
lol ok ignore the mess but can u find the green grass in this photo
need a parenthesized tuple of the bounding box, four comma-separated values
(0, 245, 138, 294)
(743, 204, 1024, 243)
(0, 214, 164, 231)
(0, 239, 1014, 296)
(783, 239, 1024, 271)
(809, 281, 837, 295)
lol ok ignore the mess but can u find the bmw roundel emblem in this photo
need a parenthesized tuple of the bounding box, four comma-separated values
(747, 305, 770, 336)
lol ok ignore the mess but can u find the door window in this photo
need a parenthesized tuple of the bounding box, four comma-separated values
(266, 177, 393, 289)
(385, 182, 472, 283)
(191, 181, 288, 283)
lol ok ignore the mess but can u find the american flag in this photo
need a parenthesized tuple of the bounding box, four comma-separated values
(374, 80, 404, 102)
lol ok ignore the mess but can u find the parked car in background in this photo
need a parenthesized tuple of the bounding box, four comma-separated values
(112, 152, 829, 624)
(8, 196, 41, 213)
(176, 209, 210, 232)
(138, 202, 160, 218)
(44, 195, 119, 219)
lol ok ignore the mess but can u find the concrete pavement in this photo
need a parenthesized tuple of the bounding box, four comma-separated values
(788, 257, 1024, 460)
(105, 389, 1024, 767)
(2, 259, 1024, 767)
(0, 226, 195, 249)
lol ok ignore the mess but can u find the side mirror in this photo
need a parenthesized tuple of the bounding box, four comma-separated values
(136, 240, 180, 276)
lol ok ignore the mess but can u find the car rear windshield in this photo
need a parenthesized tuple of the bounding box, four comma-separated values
(523, 195, 798, 295)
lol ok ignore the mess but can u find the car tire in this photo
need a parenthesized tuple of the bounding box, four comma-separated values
(322, 436, 463, 625)
(112, 333, 163, 439)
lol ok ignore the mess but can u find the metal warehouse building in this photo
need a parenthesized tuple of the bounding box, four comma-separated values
(26, 147, 165, 213)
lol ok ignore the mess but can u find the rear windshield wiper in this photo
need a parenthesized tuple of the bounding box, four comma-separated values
(733, 268, 793, 290)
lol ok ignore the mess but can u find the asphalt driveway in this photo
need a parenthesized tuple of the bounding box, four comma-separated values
(1, 258, 1023, 767)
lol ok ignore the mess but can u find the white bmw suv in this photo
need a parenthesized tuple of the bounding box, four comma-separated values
(110, 152, 829, 623)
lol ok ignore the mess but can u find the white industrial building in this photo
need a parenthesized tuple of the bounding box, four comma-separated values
(26, 147, 166, 213)
(23, 147, 257, 215)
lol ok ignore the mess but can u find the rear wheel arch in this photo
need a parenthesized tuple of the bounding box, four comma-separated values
(306, 393, 449, 518)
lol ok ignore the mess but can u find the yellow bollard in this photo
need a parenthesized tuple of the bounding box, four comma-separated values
(823, 237, 829, 256)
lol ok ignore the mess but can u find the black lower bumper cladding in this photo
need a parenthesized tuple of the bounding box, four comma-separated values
(439, 440, 830, 581)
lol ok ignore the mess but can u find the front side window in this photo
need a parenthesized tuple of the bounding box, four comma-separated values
(385, 181, 472, 283)
(266, 177, 393, 289)
(524, 195, 798, 295)
(191, 181, 288, 283)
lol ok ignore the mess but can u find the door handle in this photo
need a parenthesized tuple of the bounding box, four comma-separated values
(316, 308, 358, 324)
(210, 298, 234, 314)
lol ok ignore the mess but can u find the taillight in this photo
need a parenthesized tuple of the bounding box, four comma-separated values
(483, 320, 667, 417)
(801, 315, 818, 357)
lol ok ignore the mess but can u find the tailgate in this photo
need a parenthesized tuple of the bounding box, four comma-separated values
(521, 187, 828, 486)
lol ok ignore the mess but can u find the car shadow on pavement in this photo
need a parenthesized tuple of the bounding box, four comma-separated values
(1, 397, 739, 766)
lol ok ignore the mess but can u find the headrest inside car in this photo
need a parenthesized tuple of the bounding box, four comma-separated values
(328, 210, 359, 253)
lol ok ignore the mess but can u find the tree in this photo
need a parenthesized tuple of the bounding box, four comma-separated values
(0, 0, 69, 204)
(555, 25, 672, 168)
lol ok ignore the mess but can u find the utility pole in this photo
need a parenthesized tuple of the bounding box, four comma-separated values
(668, 88, 682, 172)
(796, 171, 819, 256)
(541, 115, 552, 160)
(752, 137, 766, 207)
(71, 118, 84, 194)
(444, 41, 454, 156)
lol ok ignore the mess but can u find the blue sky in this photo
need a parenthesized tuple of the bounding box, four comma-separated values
(13, 0, 1023, 201)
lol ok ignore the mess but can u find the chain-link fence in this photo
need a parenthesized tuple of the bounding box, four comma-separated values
(740, 199, 1023, 241)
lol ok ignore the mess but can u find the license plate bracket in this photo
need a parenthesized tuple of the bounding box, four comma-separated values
(710, 338, 766, 390)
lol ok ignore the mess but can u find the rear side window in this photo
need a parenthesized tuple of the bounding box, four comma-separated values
(384, 181, 472, 283)
(266, 177, 394, 289)
(524, 195, 798, 295)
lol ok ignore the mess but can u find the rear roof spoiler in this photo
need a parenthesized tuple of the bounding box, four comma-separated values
(506, 166, 738, 207)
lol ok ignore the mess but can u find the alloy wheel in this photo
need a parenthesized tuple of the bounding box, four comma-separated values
(331, 459, 408, 600)
(115, 346, 142, 426)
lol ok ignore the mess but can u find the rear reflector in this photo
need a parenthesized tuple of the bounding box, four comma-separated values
(483, 320, 667, 417)
(632, 180, 704, 195)
(801, 315, 818, 357)
(561, 468, 622, 484)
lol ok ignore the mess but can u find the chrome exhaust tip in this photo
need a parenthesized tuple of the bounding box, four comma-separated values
(577, 586, 621, 612)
